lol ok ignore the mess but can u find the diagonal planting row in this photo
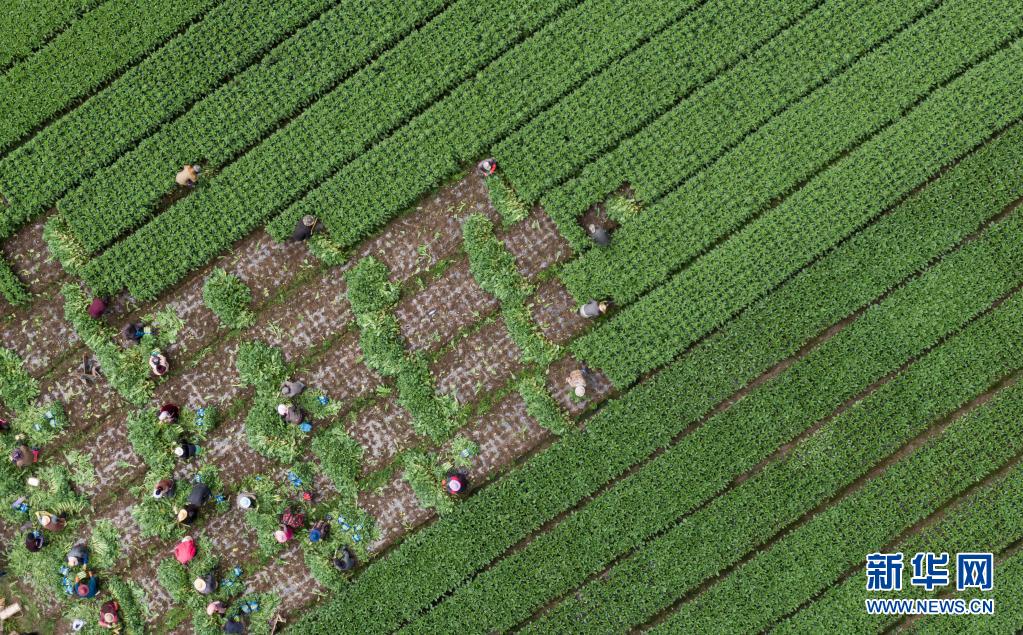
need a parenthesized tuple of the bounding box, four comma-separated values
(0, 0, 343, 240)
(559, 0, 1023, 303)
(399, 205, 1023, 633)
(541, 0, 945, 250)
(290, 115, 1023, 633)
(652, 376, 1023, 633)
(57, 0, 450, 255)
(0, 0, 219, 154)
(576, 37, 1023, 386)
(0, 0, 105, 70)
(274, 0, 707, 248)
(488, 0, 823, 204)
(77, 0, 594, 299)
(775, 430, 1023, 633)
(523, 239, 1023, 633)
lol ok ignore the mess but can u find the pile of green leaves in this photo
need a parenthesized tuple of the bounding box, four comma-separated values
(484, 176, 528, 226)
(0, 346, 39, 412)
(462, 213, 559, 365)
(203, 268, 255, 329)
(310, 424, 363, 495)
(62, 283, 182, 404)
(125, 404, 220, 474)
(346, 257, 457, 442)
(133, 465, 225, 540)
(517, 373, 570, 436)
(0, 257, 29, 305)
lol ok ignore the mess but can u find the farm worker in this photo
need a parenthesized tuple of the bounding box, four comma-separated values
(224, 619, 245, 634)
(98, 600, 120, 629)
(175, 536, 197, 564)
(443, 470, 467, 496)
(477, 157, 497, 177)
(24, 530, 45, 552)
(75, 570, 99, 598)
(67, 543, 89, 567)
(578, 300, 609, 319)
(193, 572, 218, 595)
(274, 526, 294, 543)
(588, 224, 611, 247)
(121, 322, 145, 345)
(282, 508, 305, 529)
(206, 601, 227, 616)
(11, 444, 39, 468)
(176, 164, 201, 188)
(153, 478, 176, 499)
(149, 351, 169, 377)
(567, 369, 588, 398)
(81, 354, 101, 382)
(177, 505, 200, 525)
(236, 492, 256, 510)
(37, 511, 67, 532)
(87, 297, 107, 319)
(333, 546, 356, 572)
(276, 403, 304, 425)
(309, 519, 329, 543)
(291, 215, 317, 242)
(188, 482, 212, 508)
(174, 440, 200, 460)
(158, 403, 180, 423)
(280, 379, 305, 398)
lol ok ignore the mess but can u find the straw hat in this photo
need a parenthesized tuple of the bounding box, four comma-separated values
(193, 577, 208, 593)
(302, 215, 316, 227)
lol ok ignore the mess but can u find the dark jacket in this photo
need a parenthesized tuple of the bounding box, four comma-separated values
(291, 219, 313, 241)
(188, 483, 211, 508)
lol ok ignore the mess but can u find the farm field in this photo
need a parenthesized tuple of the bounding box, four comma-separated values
(0, 0, 1021, 633)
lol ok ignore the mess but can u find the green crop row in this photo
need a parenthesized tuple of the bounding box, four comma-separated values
(0, 346, 38, 412)
(909, 552, 1023, 634)
(346, 257, 458, 442)
(542, 0, 944, 251)
(58, 0, 446, 255)
(0, 0, 104, 69)
(494, 0, 819, 204)
(776, 454, 1023, 633)
(275, 0, 703, 250)
(290, 116, 1023, 633)
(462, 213, 560, 364)
(527, 254, 1023, 634)
(560, 0, 1023, 304)
(80, 0, 584, 299)
(0, 0, 218, 153)
(0, 0, 338, 242)
(402, 209, 1023, 634)
(576, 39, 1023, 386)
(654, 380, 1023, 634)
(0, 256, 29, 305)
